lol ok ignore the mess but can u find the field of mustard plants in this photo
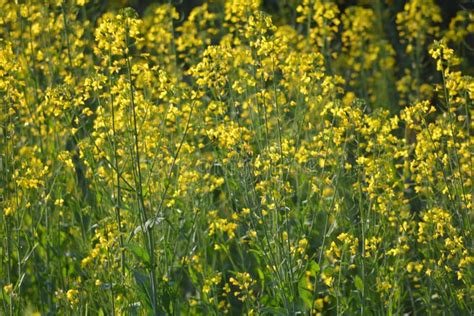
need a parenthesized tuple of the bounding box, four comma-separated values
(0, 0, 473, 314)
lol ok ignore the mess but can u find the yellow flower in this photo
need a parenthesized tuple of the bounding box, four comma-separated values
(314, 298, 324, 311)
(66, 289, 80, 305)
(3, 284, 13, 295)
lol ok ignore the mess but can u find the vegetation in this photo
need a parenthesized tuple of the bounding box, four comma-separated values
(0, 0, 472, 314)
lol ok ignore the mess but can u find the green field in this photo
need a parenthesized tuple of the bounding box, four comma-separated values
(0, 0, 472, 314)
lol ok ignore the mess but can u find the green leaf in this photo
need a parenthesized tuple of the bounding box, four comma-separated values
(298, 275, 313, 308)
(310, 261, 320, 275)
(126, 243, 151, 267)
(257, 267, 265, 290)
(354, 275, 364, 293)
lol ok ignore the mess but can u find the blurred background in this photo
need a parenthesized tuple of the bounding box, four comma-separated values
(102, 0, 472, 74)
(107, 0, 471, 23)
